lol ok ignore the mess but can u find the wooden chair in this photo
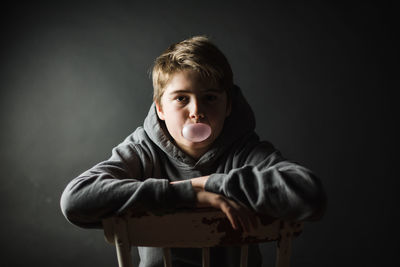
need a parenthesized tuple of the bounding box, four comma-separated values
(103, 208, 303, 267)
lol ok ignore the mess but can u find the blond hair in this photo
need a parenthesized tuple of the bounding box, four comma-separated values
(151, 35, 233, 104)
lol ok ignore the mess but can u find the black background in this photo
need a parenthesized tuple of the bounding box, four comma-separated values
(0, 1, 396, 266)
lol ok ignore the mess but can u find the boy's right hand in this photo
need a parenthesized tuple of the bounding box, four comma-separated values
(194, 188, 257, 233)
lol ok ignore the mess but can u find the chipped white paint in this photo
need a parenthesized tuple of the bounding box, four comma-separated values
(103, 209, 303, 267)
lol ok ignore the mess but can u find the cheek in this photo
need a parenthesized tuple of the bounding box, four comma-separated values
(211, 106, 228, 120)
(164, 111, 185, 133)
(208, 110, 227, 133)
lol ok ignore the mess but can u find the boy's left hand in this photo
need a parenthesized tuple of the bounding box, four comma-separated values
(171, 175, 258, 232)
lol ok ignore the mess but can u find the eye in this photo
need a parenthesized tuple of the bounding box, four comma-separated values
(176, 96, 187, 102)
(205, 94, 218, 102)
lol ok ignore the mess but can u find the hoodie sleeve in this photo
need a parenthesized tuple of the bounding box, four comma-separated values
(205, 141, 326, 221)
(60, 141, 196, 228)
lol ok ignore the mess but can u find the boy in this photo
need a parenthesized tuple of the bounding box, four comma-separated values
(60, 36, 326, 267)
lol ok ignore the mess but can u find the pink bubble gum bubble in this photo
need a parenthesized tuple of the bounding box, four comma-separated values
(182, 123, 211, 142)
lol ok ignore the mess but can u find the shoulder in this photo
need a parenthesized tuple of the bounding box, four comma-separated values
(111, 127, 161, 163)
(225, 132, 279, 165)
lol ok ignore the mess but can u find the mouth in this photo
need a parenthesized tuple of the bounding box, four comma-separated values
(182, 123, 212, 143)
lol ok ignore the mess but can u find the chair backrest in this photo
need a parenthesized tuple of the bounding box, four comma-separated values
(103, 208, 303, 267)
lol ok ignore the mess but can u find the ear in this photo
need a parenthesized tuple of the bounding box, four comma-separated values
(155, 101, 165, 120)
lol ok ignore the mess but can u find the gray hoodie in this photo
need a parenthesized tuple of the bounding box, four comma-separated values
(60, 85, 326, 267)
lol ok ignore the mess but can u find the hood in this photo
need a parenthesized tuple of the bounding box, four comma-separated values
(143, 85, 256, 167)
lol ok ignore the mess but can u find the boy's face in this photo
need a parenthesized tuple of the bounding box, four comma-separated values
(156, 69, 231, 159)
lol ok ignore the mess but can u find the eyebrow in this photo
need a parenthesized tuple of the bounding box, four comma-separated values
(169, 88, 223, 94)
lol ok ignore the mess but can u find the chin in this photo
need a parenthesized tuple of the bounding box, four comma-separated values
(183, 138, 213, 149)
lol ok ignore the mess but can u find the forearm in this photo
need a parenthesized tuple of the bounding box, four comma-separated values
(205, 162, 326, 221)
(61, 171, 195, 228)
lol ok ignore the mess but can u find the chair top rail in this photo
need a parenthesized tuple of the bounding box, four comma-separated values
(103, 208, 303, 248)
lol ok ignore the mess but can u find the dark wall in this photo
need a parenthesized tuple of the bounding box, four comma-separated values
(0, 1, 395, 266)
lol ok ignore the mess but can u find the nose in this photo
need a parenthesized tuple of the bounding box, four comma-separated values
(189, 99, 205, 121)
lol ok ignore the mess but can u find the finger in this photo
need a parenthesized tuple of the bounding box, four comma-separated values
(236, 208, 250, 233)
(226, 200, 251, 232)
(228, 202, 250, 232)
(220, 201, 240, 230)
(223, 207, 239, 230)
